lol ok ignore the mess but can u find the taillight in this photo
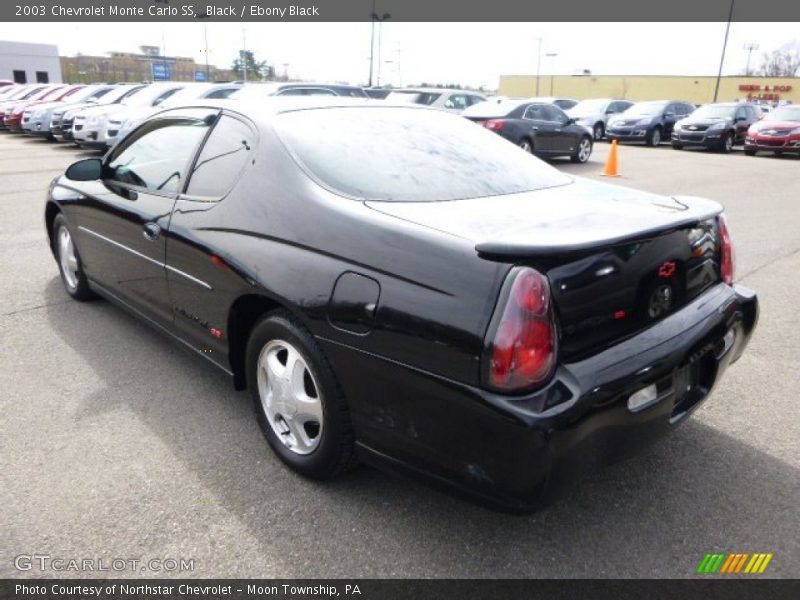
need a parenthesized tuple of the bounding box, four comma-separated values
(717, 213, 735, 284)
(483, 267, 556, 393)
(484, 119, 505, 131)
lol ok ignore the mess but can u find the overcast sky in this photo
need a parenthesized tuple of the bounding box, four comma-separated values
(3, 22, 798, 88)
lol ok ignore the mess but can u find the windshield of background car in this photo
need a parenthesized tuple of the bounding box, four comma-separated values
(99, 86, 143, 105)
(569, 99, 609, 114)
(274, 107, 572, 202)
(691, 105, 736, 119)
(387, 91, 441, 105)
(624, 101, 668, 116)
(122, 85, 181, 107)
(764, 107, 800, 122)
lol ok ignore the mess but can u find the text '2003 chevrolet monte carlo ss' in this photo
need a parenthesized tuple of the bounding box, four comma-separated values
(45, 98, 758, 511)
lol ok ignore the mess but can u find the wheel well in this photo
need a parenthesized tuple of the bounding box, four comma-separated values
(45, 202, 61, 254)
(227, 294, 283, 390)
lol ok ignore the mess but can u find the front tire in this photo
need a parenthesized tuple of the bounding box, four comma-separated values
(744, 148, 756, 156)
(246, 310, 357, 480)
(52, 213, 95, 301)
(570, 136, 593, 163)
(672, 142, 683, 150)
(646, 127, 662, 147)
(720, 132, 734, 153)
(592, 122, 604, 141)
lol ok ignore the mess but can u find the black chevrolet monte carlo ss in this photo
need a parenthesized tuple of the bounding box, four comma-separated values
(45, 98, 758, 511)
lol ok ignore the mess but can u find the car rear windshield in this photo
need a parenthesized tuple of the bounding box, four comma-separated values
(765, 107, 800, 122)
(274, 107, 572, 202)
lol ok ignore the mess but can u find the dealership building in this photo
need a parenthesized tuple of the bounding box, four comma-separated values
(498, 74, 798, 104)
(0, 40, 62, 84)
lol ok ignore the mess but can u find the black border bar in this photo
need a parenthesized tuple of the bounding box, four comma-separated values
(3, 0, 800, 22)
(4, 579, 800, 600)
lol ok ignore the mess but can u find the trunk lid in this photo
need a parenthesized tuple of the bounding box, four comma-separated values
(365, 178, 725, 360)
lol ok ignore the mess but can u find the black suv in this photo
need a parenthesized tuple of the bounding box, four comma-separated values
(606, 100, 696, 146)
(672, 102, 760, 152)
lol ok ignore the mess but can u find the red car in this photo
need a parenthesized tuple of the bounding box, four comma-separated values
(1, 85, 69, 131)
(744, 105, 800, 156)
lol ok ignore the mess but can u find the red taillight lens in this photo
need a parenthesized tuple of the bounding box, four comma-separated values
(484, 119, 505, 131)
(718, 213, 735, 285)
(485, 268, 556, 392)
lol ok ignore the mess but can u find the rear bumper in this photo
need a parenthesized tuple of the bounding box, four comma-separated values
(323, 283, 758, 511)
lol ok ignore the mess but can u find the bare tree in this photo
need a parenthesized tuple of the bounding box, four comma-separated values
(757, 41, 800, 77)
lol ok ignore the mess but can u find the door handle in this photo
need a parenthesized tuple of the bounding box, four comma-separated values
(142, 222, 161, 241)
(532, 126, 539, 131)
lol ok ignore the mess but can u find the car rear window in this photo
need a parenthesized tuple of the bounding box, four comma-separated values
(274, 107, 572, 202)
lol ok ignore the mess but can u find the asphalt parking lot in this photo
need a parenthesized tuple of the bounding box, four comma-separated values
(1, 135, 798, 579)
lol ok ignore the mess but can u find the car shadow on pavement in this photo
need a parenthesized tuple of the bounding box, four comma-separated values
(42, 276, 799, 578)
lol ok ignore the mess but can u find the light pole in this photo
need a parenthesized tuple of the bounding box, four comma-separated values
(374, 11, 391, 86)
(368, 0, 376, 86)
(545, 52, 558, 96)
(743, 42, 759, 76)
(535, 37, 542, 96)
(713, 0, 735, 102)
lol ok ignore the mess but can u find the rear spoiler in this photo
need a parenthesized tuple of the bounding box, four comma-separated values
(475, 207, 723, 261)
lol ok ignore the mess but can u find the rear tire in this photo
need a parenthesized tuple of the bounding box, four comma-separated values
(720, 132, 734, 153)
(518, 138, 533, 153)
(246, 310, 357, 480)
(52, 213, 96, 301)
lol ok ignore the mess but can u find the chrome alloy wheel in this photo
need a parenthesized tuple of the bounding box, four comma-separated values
(578, 138, 592, 162)
(58, 225, 79, 291)
(257, 339, 324, 455)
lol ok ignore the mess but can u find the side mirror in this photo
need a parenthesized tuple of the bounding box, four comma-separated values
(664, 112, 675, 119)
(564, 117, 575, 125)
(605, 109, 615, 115)
(65, 157, 103, 181)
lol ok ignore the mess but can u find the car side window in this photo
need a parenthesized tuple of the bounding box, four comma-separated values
(734, 106, 747, 120)
(444, 94, 470, 110)
(105, 117, 211, 195)
(523, 104, 545, 120)
(540, 105, 568, 123)
(185, 115, 254, 200)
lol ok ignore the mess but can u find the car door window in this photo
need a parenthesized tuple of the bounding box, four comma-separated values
(105, 117, 211, 195)
(523, 104, 545, 120)
(444, 94, 470, 110)
(540, 105, 568, 123)
(185, 115, 254, 200)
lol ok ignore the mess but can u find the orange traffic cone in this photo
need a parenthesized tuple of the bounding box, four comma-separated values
(602, 140, 620, 177)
